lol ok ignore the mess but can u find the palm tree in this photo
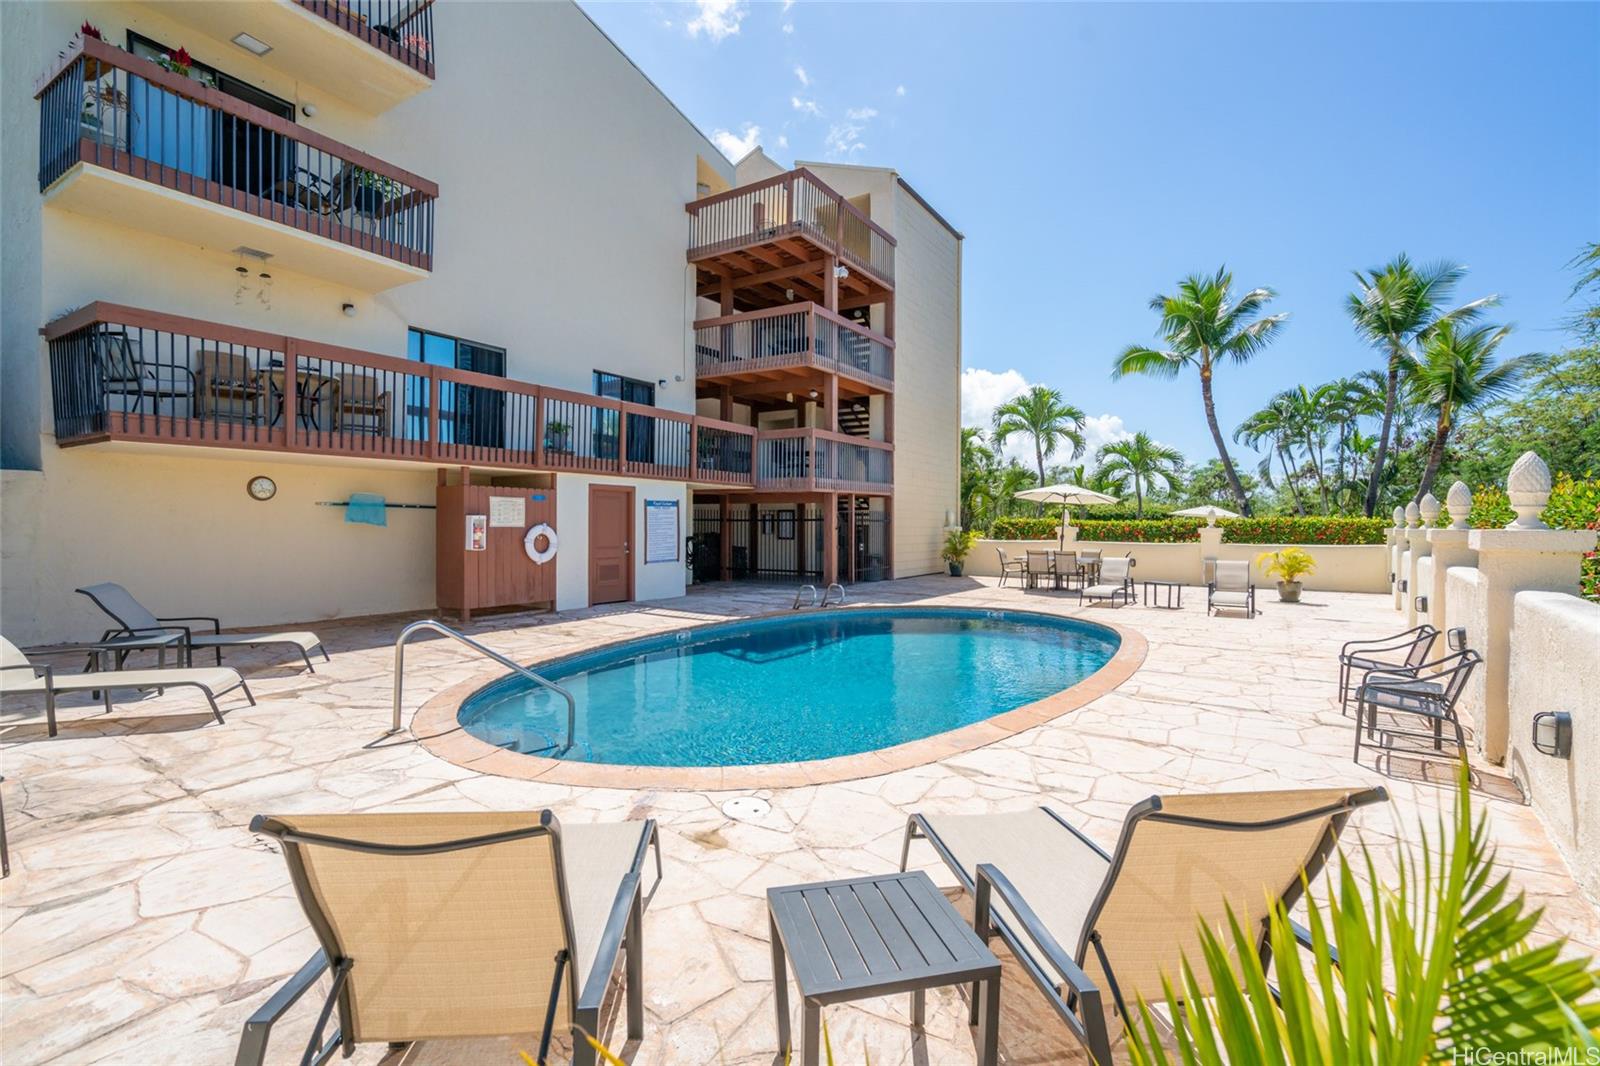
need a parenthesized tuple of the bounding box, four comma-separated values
(1325, 372, 1385, 511)
(1404, 321, 1541, 501)
(1112, 267, 1287, 516)
(1095, 433, 1183, 517)
(991, 386, 1086, 513)
(1284, 383, 1339, 514)
(1235, 394, 1307, 515)
(1347, 255, 1497, 516)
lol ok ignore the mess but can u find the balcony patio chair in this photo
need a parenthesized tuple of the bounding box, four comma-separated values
(1024, 549, 1055, 590)
(194, 349, 265, 424)
(1207, 560, 1257, 618)
(1338, 624, 1439, 709)
(1353, 649, 1481, 766)
(333, 371, 392, 436)
(75, 582, 328, 672)
(0, 636, 253, 737)
(1079, 556, 1134, 607)
(995, 548, 1026, 588)
(900, 786, 1387, 1065)
(90, 329, 194, 417)
(237, 810, 662, 1066)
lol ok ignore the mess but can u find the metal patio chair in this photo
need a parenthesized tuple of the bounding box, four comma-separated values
(901, 786, 1387, 1065)
(237, 810, 661, 1066)
(995, 548, 1026, 588)
(1079, 556, 1134, 607)
(1024, 550, 1055, 590)
(1207, 560, 1257, 618)
(1338, 624, 1439, 709)
(91, 329, 194, 417)
(1353, 649, 1481, 766)
(76, 582, 327, 672)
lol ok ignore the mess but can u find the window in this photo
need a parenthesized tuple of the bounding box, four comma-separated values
(407, 329, 506, 446)
(593, 371, 656, 464)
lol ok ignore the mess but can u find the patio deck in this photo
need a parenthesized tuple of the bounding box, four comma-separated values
(2, 577, 1595, 1064)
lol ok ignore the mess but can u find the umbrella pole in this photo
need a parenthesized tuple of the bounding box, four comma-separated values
(1059, 505, 1069, 549)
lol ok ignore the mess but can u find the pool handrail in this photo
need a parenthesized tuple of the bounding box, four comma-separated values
(823, 583, 846, 607)
(792, 585, 819, 609)
(390, 619, 575, 752)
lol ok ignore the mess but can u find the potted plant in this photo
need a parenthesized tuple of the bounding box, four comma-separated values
(350, 167, 401, 217)
(942, 528, 977, 577)
(543, 420, 572, 454)
(1254, 546, 1316, 602)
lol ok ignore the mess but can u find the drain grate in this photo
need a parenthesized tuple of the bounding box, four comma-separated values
(721, 796, 771, 822)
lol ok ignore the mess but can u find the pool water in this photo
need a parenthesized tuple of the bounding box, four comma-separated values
(457, 607, 1119, 767)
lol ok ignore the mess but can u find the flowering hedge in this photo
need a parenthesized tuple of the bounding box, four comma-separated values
(989, 516, 1064, 540)
(1075, 518, 1204, 543)
(1219, 517, 1387, 545)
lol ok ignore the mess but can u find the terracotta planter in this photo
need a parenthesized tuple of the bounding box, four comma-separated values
(1277, 580, 1303, 603)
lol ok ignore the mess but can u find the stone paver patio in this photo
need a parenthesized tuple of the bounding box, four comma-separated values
(3, 577, 1596, 1065)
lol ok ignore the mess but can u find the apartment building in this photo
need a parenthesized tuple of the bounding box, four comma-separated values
(0, 0, 961, 645)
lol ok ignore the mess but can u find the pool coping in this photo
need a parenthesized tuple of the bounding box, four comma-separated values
(410, 606, 1149, 792)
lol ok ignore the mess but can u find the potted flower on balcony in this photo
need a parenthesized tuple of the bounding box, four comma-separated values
(942, 528, 977, 577)
(350, 167, 401, 218)
(543, 420, 573, 455)
(1254, 546, 1316, 603)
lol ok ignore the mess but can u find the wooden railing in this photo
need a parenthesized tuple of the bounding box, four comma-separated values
(36, 37, 437, 269)
(686, 168, 896, 285)
(755, 429, 893, 492)
(296, 0, 436, 78)
(694, 303, 893, 389)
(42, 304, 756, 485)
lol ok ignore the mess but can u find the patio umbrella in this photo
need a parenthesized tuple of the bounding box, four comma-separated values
(1013, 483, 1120, 547)
(1171, 504, 1241, 526)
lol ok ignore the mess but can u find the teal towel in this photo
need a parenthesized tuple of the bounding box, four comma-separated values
(346, 493, 387, 527)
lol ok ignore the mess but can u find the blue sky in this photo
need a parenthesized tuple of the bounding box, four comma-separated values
(584, 1, 1599, 468)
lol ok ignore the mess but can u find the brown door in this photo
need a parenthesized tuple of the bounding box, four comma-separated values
(589, 486, 633, 605)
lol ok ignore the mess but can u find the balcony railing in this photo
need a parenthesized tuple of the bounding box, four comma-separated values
(297, 0, 436, 78)
(694, 303, 893, 389)
(43, 304, 756, 486)
(755, 429, 893, 493)
(37, 37, 437, 270)
(686, 169, 895, 285)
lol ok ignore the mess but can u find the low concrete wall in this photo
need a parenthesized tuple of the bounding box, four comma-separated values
(1417, 556, 1436, 628)
(1444, 565, 1489, 736)
(967, 538, 1386, 592)
(1507, 591, 1600, 902)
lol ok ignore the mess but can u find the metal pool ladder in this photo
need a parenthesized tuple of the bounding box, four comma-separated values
(792, 584, 847, 609)
(390, 619, 575, 753)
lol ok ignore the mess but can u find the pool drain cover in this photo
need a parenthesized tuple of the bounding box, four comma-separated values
(721, 796, 771, 822)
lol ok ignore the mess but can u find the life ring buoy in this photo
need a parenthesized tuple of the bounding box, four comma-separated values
(524, 523, 557, 564)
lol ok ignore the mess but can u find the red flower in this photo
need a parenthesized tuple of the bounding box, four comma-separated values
(80, 20, 102, 39)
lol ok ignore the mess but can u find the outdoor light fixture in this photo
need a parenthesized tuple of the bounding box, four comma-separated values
(341, 303, 357, 318)
(232, 32, 273, 56)
(834, 265, 849, 279)
(1401, 579, 1408, 593)
(1389, 571, 1395, 584)
(808, 388, 819, 399)
(1531, 712, 1573, 759)
(1447, 627, 1467, 651)
(1414, 595, 1428, 613)
(301, 102, 318, 118)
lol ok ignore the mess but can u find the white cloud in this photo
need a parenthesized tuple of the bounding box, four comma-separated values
(824, 120, 867, 157)
(895, 84, 907, 97)
(962, 367, 1133, 468)
(687, 0, 746, 41)
(845, 106, 878, 120)
(782, 21, 794, 33)
(782, 0, 796, 9)
(794, 65, 809, 87)
(710, 123, 761, 161)
(776, 133, 789, 149)
(791, 96, 822, 117)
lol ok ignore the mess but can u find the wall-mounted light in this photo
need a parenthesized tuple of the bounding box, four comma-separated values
(341, 302, 357, 318)
(1401, 579, 1408, 593)
(657, 378, 667, 389)
(834, 265, 849, 280)
(232, 32, 273, 56)
(1414, 595, 1429, 614)
(1531, 712, 1573, 759)
(301, 101, 318, 118)
(1388, 571, 1395, 584)
(1447, 627, 1467, 651)
(808, 388, 819, 400)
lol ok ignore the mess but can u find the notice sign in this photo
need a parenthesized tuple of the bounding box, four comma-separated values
(644, 499, 679, 564)
(489, 495, 526, 528)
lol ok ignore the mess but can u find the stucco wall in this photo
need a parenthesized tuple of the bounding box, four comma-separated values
(1416, 556, 1436, 628)
(1444, 565, 1489, 736)
(553, 473, 687, 612)
(1506, 591, 1600, 903)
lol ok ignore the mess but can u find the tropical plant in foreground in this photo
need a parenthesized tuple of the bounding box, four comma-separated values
(1347, 255, 1498, 517)
(1125, 761, 1600, 1065)
(1095, 432, 1184, 517)
(991, 385, 1087, 512)
(1404, 320, 1542, 502)
(1113, 267, 1287, 517)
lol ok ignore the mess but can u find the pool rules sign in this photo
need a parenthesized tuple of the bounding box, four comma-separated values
(645, 499, 679, 563)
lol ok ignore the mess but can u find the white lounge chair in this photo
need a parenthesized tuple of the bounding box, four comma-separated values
(239, 811, 661, 1066)
(76, 582, 327, 671)
(0, 635, 253, 736)
(1207, 560, 1257, 617)
(901, 786, 1386, 1064)
(1078, 555, 1134, 607)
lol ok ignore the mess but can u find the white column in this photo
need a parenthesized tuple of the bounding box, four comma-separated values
(1390, 505, 1408, 611)
(1404, 495, 1437, 627)
(1397, 502, 1419, 614)
(1424, 482, 1477, 657)
(1198, 523, 1223, 586)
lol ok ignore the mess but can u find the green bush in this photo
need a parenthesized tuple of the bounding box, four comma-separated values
(989, 516, 1062, 540)
(1074, 518, 1204, 543)
(1219, 516, 1387, 545)
(1471, 474, 1600, 601)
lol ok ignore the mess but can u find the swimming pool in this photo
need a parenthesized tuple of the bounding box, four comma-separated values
(456, 607, 1120, 767)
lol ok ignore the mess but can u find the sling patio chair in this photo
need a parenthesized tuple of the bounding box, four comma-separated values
(1024, 549, 1056, 590)
(1338, 624, 1439, 709)
(1079, 556, 1134, 607)
(1207, 560, 1257, 618)
(238, 810, 661, 1066)
(0, 635, 253, 737)
(76, 582, 328, 672)
(1353, 648, 1481, 766)
(995, 548, 1026, 588)
(900, 786, 1386, 1065)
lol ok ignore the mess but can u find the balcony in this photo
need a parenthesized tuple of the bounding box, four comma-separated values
(695, 303, 894, 395)
(43, 303, 756, 488)
(687, 169, 896, 303)
(36, 37, 436, 291)
(755, 429, 893, 494)
(138, 1, 434, 112)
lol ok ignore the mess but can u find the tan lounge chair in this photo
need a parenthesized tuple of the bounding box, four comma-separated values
(0, 636, 252, 736)
(238, 810, 661, 1066)
(76, 582, 327, 671)
(901, 786, 1386, 1064)
(1208, 559, 1257, 617)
